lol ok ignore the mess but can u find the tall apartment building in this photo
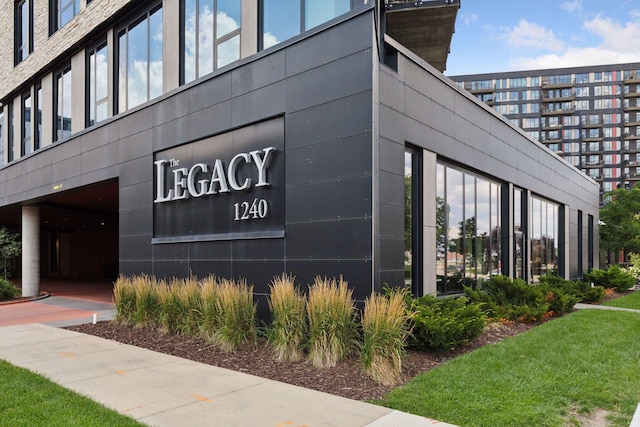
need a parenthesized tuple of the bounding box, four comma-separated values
(450, 63, 640, 204)
(0, 0, 599, 303)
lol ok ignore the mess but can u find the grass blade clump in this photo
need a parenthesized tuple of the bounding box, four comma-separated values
(199, 275, 219, 340)
(307, 276, 358, 368)
(267, 274, 307, 362)
(212, 278, 257, 352)
(177, 278, 203, 335)
(134, 275, 161, 328)
(361, 288, 412, 385)
(113, 275, 137, 325)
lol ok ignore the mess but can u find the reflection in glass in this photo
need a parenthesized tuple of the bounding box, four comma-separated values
(118, 6, 163, 112)
(514, 188, 523, 279)
(304, 0, 350, 30)
(262, 0, 300, 49)
(0, 111, 4, 166)
(183, 0, 240, 83)
(529, 196, 559, 281)
(89, 43, 108, 126)
(35, 85, 42, 150)
(437, 163, 502, 294)
(22, 95, 31, 156)
(55, 67, 72, 142)
(404, 150, 413, 286)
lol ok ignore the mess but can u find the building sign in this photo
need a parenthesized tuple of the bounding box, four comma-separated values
(152, 118, 284, 243)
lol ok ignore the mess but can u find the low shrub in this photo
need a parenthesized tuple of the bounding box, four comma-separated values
(113, 276, 137, 324)
(539, 275, 604, 304)
(408, 295, 486, 352)
(0, 278, 19, 301)
(307, 276, 358, 368)
(267, 274, 307, 362)
(584, 266, 636, 293)
(465, 275, 549, 322)
(361, 288, 412, 385)
(538, 275, 580, 313)
(176, 278, 203, 336)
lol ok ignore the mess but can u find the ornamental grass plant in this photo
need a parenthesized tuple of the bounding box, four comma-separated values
(133, 275, 161, 327)
(267, 274, 307, 362)
(199, 275, 219, 340)
(361, 288, 412, 385)
(212, 278, 257, 352)
(176, 278, 204, 335)
(113, 275, 137, 325)
(306, 276, 358, 368)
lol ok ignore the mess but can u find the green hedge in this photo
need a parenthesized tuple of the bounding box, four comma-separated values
(408, 295, 486, 352)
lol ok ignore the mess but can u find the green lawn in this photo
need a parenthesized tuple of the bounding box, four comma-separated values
(604, 290, 640, 310)
(0, 360, 142, 427)
(376, 310, 640, 427)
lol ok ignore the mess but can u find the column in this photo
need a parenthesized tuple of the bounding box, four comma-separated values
(21, 205, 39, 297)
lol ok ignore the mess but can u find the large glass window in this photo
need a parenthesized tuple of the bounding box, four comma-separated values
(514, 188, 525, 279)
(15, 0, 33, 65)
(54, 65, 72, 142)
(437, 163, 502, 294)
(34, 82, 41, 150)
(50, 0, 80, 33)
(0, 110, 4, 166)
(8, 103, 14, 162)
(87, 41, 108, 126)
(117, 4, 163, 112)
(530, 196, 559, 282)
(21, 92, 31, 156)
(261, 0, 362, 49)
(183, 0, 241, 83)
(405, 147, 422, 296)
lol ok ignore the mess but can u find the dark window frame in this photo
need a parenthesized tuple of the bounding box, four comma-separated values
(21, 90, 31, 157)
(180, 0, 242, 85)
(34, 81, 42, 150)
(7, 103, 14, 162)
(405, 144, 423, 297)
(53, 63, 72, 143)
(86, 38, 109, 127)
(114, 2, 163, 114)
(49, 0, 80, 35)
(14, 0, 34, 65)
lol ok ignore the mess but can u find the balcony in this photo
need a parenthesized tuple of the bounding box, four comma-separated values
(624, 73, 640, 83)
(623, 102, 640, 112)
(582, 161, 603, 169)
(541, 124, 563, 131)
(541, 93, 575, 103)
(582, 136, 603, 142)
(623, 89, 640, 98)
(624, 132, 640, 140)
(385, 0, 460, 72)
(542, 107, 576, 116)
(467, 85, 494, 94)
(541, 79, 574, 89)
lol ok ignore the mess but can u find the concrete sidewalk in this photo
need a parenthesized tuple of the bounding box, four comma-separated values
(0, 323, 457, 427)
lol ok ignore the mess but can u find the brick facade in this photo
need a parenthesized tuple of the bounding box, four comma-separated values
(0, 0, 134, 101)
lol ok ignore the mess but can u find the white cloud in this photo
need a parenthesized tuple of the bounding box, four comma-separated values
(502, 19, 564, 52)
(561, 0, 582, 14)
(509, 11, 640, 70)
(460, 11, 478, 27)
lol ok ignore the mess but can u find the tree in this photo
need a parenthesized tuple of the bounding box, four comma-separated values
(600, 187, 640, 257)
(0, 227, 21, 279)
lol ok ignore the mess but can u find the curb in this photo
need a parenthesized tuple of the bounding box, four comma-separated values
(0, 292, 50, 306)
(631, 403, 640, 427)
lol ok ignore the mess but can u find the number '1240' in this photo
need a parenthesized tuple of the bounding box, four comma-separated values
(234, 199, 269, 221)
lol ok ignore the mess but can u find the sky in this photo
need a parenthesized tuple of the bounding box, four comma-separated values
(445, 0, 640, 77)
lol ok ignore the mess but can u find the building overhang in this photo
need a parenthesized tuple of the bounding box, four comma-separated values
(385, 0, 460, 73)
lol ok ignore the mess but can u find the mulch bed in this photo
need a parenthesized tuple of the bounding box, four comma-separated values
(67, 321, 534, 401)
